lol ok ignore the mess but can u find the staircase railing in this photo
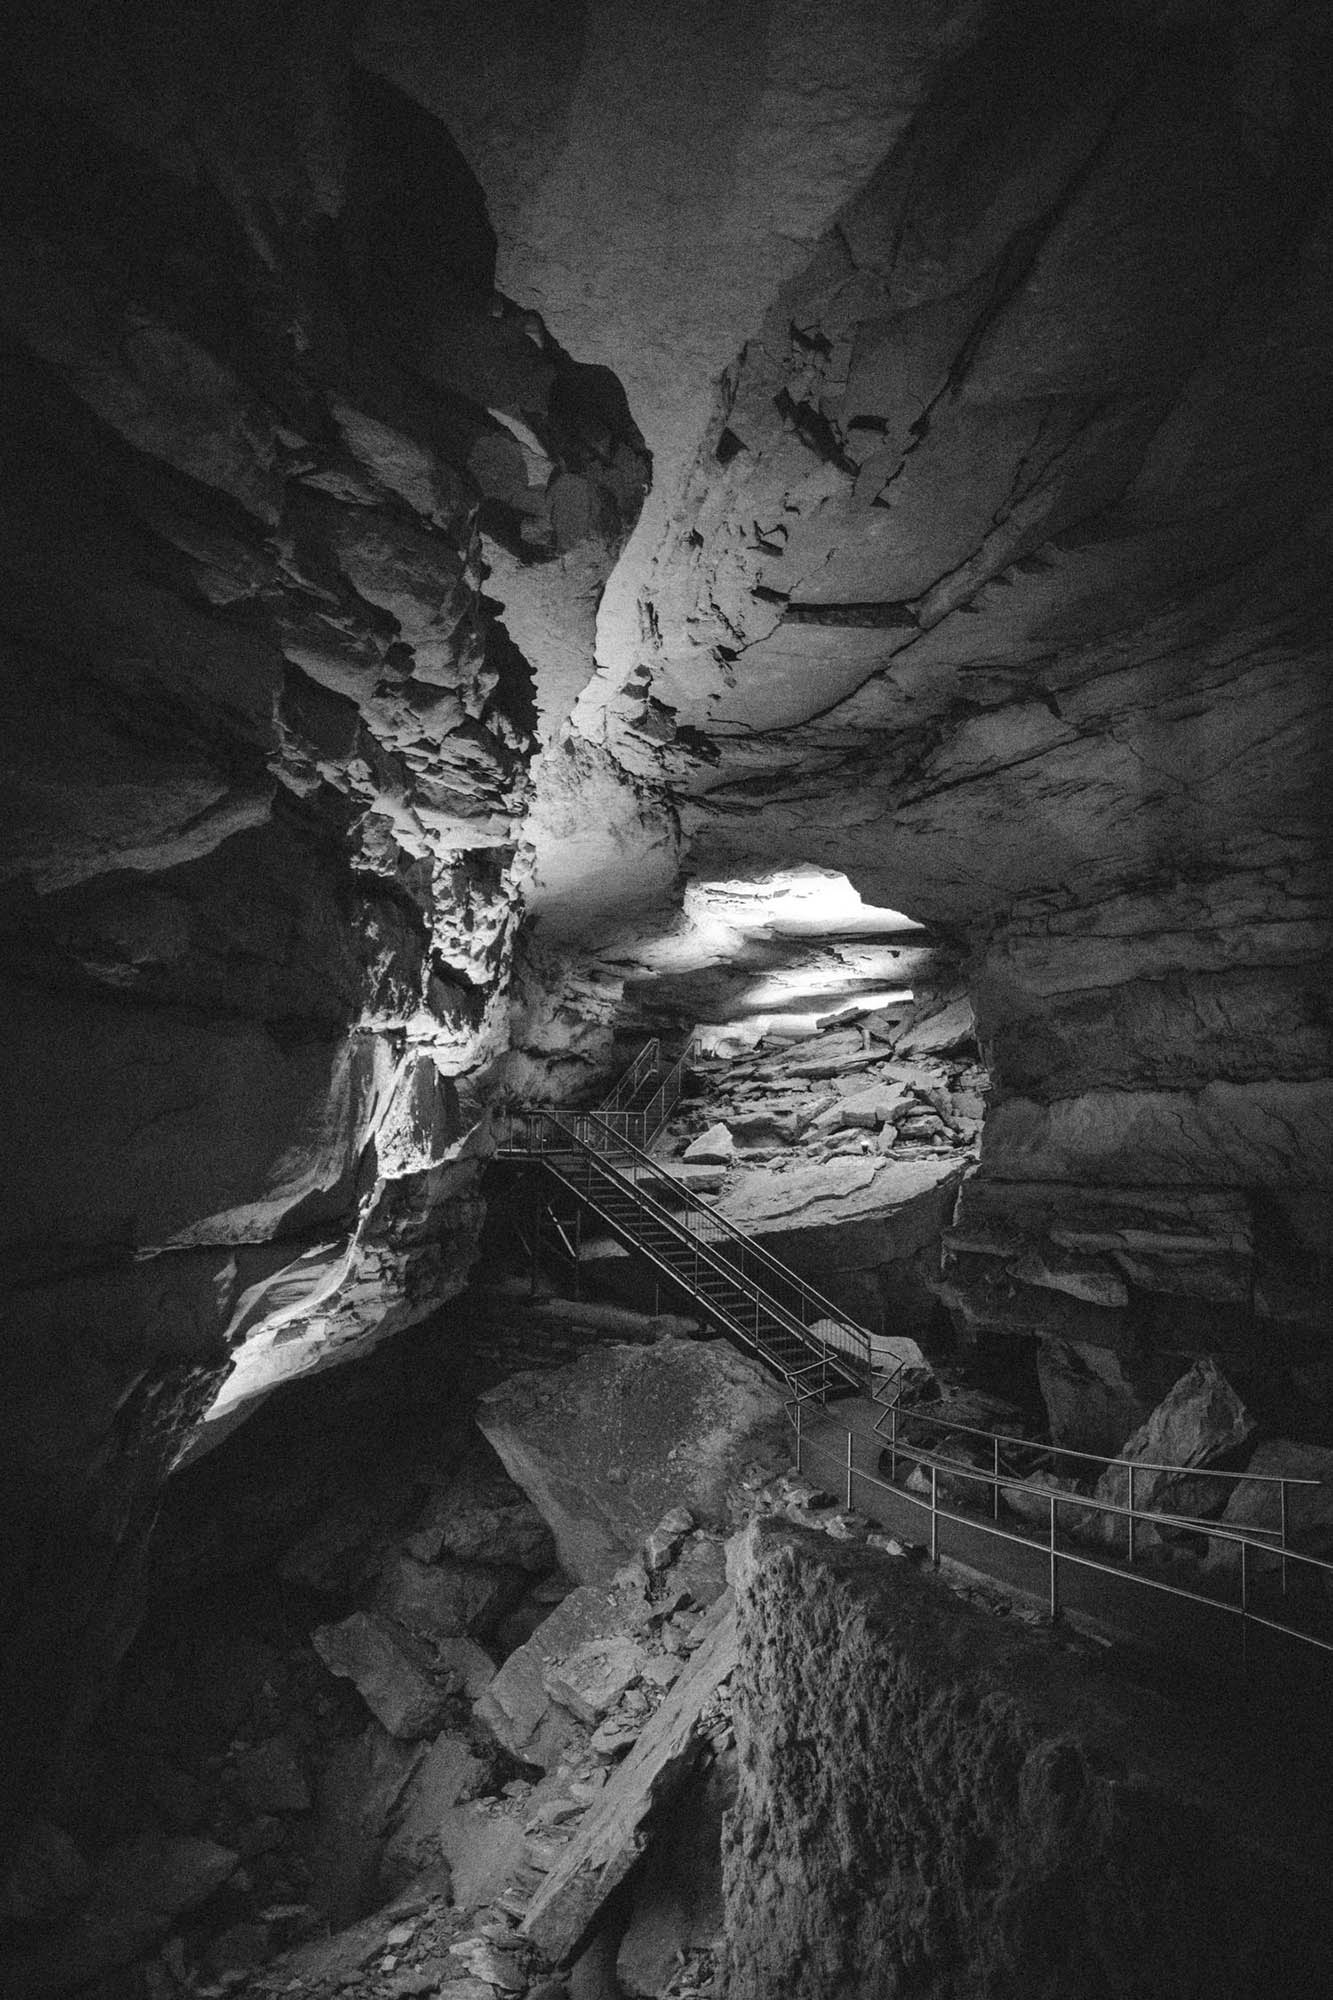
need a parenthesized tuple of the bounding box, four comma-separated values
(497, 1105, 873, 1391)
(600, 1038, 662, 1115)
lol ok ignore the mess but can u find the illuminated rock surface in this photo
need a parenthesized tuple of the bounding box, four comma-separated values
(1, 0, 1332, 1991)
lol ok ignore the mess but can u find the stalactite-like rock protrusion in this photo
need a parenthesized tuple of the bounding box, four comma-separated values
(0, 0, 647, 1857)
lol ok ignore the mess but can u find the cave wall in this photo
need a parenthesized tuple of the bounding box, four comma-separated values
(0, 0, 647, 1850)
(409, 0, 1333, 1418)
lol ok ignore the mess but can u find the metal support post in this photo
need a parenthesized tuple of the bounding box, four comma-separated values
(1240, 1538, 1250, 1678)
(528, 1172, 541, 1298)
(1049, 1491, 1060, 1623)
(795, 1398, 803, 1473)
(930, 1463, 939, 1567)
(1126, 1463, 1136, 1566)
(1279, 1480, 1288, 1597)
(992, 1435, 1001, 1521)
(846, 1428, 854, 1510)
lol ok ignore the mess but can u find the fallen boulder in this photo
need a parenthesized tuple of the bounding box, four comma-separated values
(1090, 1358, 1256, 1551)
(1036, 1338, 1153, 1456)
(475, 1580, 645, 1768)
(521, 1593, 738, 1965)
(372, 1552, 525, 1640)
(1204, 1439, 1333, 1583)
(683, 1123, 736, 1164)
(312, 1612, 456, 1739)
(476, 1339, 788, 1587)
(403, 1448, 556, 1573)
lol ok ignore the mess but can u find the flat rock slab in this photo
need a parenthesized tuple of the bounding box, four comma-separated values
(477, 1339, 787, 1586)
(521, 1593, 738, 1966)
(476, 1581, 641, 1767)
(717, 1155, 959, 1233)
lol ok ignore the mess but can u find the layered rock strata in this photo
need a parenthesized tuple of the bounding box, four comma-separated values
(0, 0, 647, 1860)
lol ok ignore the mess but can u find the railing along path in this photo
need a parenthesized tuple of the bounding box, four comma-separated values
(498, 1041, 1333, 1676)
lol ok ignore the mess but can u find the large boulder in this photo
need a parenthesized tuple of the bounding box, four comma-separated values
(1036, 1338, 1154, 1456)
(475, 1583, 635, 1769)
(1204, 1440, 1333, 1584)
(476, 1339, 788, 1586)
(683, 1124, 736, 1165)
(310, 1613, 459, 1740)
(1090, 1359, 1256, 1551)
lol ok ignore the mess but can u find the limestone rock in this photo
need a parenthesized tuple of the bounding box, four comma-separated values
(683, 1124, 736, 1165)
(545, 1636, 649, 1727)
(521, 1594, 738, 1964)
(383, 1733, 489, 1878)
(475, 1583, 640, 1768)
(1205, 1440, 1333, 1582)
(373, 1552, 525, 1640)
(723, 1519, 1333, 1999)
(404, 1453, 556, 1573)
(476, 1340, 788, 1587)
(0, 1834, 238, 1997)
(231, 1735, 310, 1816)
(311, 1612, 455, 1740)
(1036, 1339, 1153, 1456)
(1091, 1359, 1256, 1550)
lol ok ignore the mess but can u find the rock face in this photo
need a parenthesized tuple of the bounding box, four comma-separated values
(1091, 1359, 1256, 1549)
(475, 1339, 788, 1585)
(5, 0, 1333, 1931)
(723, 1519, 1333, 2000)
(411, 0, 1332, 1418)
(0, 0, 648, 1849)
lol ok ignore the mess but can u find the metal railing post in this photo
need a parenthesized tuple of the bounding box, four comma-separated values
(930, 1463, 939, 1567)
(992, 1435, 1001, 1521)
(1049, 1491, 1060, 1623)
(1279, 1480, 1288, 1598)
(890, 1406, 898, 1484)
(1126, 1463, 1136, 1566)
(1241, 1538, 1250, 1678)
(846, 1428, 854, 1510)
(795, 1397, 803, 1473)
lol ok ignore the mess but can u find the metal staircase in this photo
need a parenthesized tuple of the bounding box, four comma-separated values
(495, 1040, 888, 1404)
(494, 1042, 1333, 1679)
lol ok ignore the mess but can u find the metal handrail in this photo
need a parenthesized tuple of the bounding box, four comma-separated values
(634, 1033, 695, 1144)
(547, 1121, 865, 1371)
(790, 1401, 1333, 1666)
(599, 1039, 661, 1114)
(540, 1146, 856, 1396)
(500, 1105, 874, 1374)
(875, 1400, 1322, 1496)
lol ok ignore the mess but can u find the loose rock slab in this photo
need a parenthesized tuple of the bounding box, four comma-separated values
(312, 1612, 455, 1739)
(521, 1592, 738, 1965)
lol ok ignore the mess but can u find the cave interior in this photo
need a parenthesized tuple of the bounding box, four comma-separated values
(1, 3, 1331, 1998)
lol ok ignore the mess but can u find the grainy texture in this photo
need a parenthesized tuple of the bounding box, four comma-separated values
(723, 1520, 1333, 2000)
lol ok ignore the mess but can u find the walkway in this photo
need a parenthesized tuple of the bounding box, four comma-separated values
(496, 1042, 1333, 1687)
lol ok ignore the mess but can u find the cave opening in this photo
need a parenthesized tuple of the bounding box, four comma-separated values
(3, 0, 1332, 1995)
